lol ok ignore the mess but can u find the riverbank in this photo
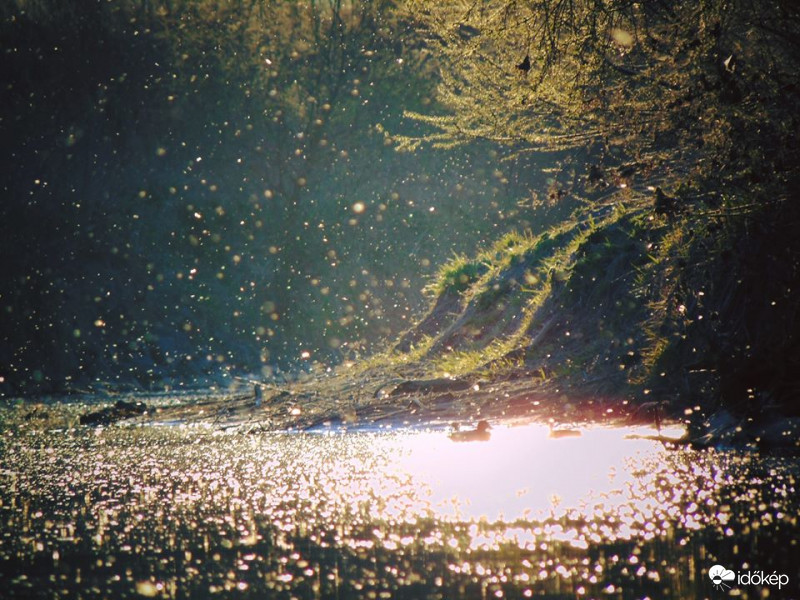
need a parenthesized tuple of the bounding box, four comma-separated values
(11, 361, 797, 453)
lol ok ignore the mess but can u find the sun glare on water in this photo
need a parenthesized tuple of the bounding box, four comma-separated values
(3, 411, 797, 599)
(391, 424, 687, 524)
(329, 425, 692, 537)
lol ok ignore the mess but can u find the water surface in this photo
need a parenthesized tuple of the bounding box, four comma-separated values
(1, 410, 798, 598)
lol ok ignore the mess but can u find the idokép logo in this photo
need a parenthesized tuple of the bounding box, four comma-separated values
(708, 565, 735, 591)
(708, 564, 790, 591)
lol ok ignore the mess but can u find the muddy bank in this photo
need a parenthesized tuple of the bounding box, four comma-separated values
(60, 365, 798, 452)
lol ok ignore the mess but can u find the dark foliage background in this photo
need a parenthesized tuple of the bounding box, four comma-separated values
(0, 0, 561, 393)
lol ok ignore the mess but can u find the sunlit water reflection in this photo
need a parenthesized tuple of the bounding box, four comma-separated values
(1, 410, 798, 599)
(395, 424, 689, 524)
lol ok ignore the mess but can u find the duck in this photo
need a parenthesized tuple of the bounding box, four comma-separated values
(449, 420, 491, 442)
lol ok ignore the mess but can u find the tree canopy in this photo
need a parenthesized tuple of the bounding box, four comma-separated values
(401, 0, 800, 184)
(2, 0, 542, 392)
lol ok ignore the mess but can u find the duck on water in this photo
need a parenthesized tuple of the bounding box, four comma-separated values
(449, 420, 491, 442)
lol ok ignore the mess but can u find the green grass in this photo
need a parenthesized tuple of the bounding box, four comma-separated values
(425, 254, 489, 296)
